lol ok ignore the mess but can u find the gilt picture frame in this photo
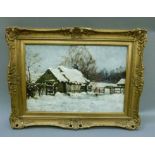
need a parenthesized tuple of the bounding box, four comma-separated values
(6, 27, 147, 129)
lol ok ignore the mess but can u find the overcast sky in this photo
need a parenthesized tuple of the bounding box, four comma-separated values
(26, 45, 127, 80)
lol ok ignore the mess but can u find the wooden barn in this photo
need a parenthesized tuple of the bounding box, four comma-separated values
(36, 66, 90, 95)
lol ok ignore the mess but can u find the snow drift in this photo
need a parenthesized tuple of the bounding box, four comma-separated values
(27, 92, 124, 112)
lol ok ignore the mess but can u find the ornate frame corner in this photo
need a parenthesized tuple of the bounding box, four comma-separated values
(10, 114, 24, 129)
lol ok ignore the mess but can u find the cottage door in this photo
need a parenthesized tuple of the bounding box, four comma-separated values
(63, 83, 67, 93)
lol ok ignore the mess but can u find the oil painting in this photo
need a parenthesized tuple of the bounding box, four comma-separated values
(26, 45, 127, 112)
(6, 27, 147, 129)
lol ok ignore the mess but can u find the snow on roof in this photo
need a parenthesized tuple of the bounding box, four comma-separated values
(48, 68, 68, 82)
(58, 66, 89, 84)
(89, 82, 116, 88)
(117, 78, 125, 85)
(48, 66, 89, 84)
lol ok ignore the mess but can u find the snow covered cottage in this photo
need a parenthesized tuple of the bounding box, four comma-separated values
(117, 78, 125, 87)
(36, 66, 90, 94)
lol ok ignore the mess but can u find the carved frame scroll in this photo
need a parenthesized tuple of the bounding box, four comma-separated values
(6, 27, 147, 130)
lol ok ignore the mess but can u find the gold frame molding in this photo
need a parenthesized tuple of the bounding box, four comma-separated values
(6, 27, 147, 130)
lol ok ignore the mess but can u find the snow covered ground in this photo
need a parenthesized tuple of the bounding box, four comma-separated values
(27, 92, 124, 112)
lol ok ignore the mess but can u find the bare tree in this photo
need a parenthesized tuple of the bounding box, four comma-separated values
(26, 51, 41, 83)
(60, 46, 97, 80)
(97, 66, 126, 83)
